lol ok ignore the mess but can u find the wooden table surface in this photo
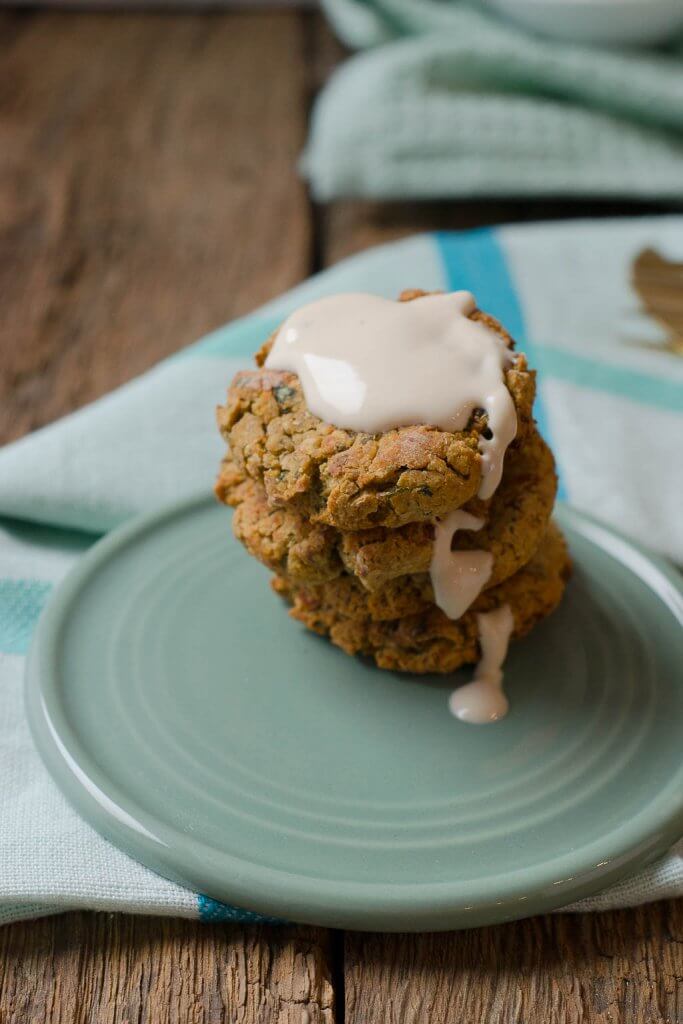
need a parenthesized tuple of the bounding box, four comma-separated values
(1, 9, 682, 1022)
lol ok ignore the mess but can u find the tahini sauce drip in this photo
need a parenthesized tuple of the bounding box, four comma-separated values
(429, 511, 493, 620)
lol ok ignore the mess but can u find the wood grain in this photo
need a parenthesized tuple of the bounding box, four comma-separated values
(0, 10, 310, 444)
(0, 913, 335, 1024)
(344, 903, 683, 1024)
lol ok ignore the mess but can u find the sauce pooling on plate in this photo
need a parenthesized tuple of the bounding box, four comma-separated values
(266, 291, 517, 500)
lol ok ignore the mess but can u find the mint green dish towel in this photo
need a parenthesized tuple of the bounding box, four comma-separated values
(304, 2, 683, 200)
(0, 219, 682, 924)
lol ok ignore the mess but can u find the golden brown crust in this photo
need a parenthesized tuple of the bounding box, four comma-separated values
(275, 524, 572, 675)
(217, 292, 536, 531)
(337, 428, 556, 591)
(219, 462, 342, 584)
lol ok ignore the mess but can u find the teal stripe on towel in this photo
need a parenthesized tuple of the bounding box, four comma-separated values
(0, 580, 52, 655)
(434, 229, 566, 498)
(537, 346, 683, 413)
(197, 894, 283, 924)
(435, 229, 526, 339)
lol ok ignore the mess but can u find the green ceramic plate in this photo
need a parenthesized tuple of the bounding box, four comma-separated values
(26, 498, 683, 931)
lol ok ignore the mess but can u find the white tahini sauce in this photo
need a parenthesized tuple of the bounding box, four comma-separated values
(429, 510, 493, 620)
(266, 291, 518, 499)
(449, 605, 515, 724)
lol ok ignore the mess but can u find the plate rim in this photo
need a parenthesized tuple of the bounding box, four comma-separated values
(25, 495, 683, 931)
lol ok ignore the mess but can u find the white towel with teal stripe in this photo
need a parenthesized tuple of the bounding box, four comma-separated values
(1, 216, 682, 925)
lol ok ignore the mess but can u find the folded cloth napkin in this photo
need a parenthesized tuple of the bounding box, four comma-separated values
(303, 2, 683, 200)
(1, 217, 682, 925)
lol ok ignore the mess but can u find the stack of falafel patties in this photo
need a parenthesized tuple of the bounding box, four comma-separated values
(215, 290, 571, 674)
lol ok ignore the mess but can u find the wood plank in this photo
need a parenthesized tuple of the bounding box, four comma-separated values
(0, 913, 335, 1024)
(0, 10, 311, 444)
(344, 902, 683, 1024)
(0, 12, 336, 1024)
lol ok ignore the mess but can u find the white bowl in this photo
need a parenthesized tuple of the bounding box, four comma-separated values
(487, 0, 683, 47)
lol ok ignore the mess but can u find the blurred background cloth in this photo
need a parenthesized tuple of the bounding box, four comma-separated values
(304, 0, 683, 200)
